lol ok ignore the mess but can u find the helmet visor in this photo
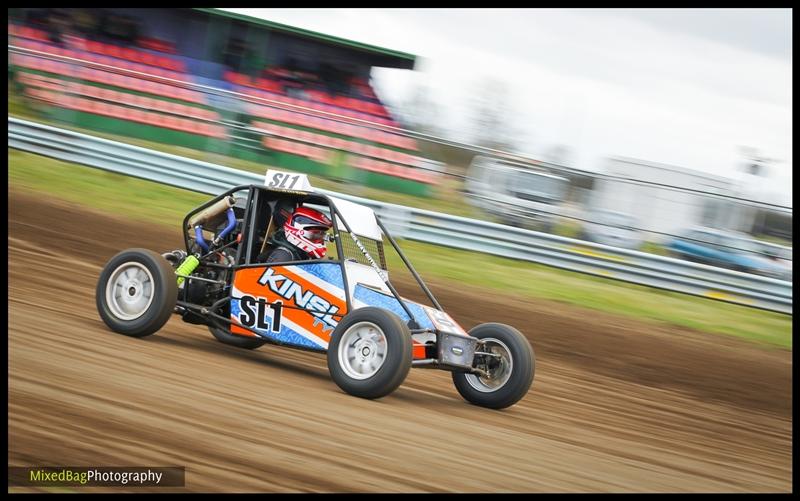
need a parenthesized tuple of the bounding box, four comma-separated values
(294, 214, 330, 227)
(301, 227, 328, 243)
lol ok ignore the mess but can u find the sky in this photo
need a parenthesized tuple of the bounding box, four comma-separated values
(219, 8, 792, 206)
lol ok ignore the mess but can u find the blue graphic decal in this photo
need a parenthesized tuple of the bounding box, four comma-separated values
(292, 262, 345, 290)
(263, 328, 322, 350)
(353, 285, 434, 330)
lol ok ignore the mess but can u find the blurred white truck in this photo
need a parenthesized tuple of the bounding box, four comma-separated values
(465, 155, 569, 231)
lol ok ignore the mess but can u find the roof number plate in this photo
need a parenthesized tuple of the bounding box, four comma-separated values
(265, 169, 314, 193)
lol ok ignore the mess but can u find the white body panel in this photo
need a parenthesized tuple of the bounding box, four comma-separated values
(344, 260, 390, 298)
(329, 196, 383, 241)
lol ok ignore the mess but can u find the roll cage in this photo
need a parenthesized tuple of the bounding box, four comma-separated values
(177, 184, 446, 347)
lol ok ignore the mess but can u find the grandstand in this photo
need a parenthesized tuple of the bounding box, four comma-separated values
(8, 8, 438, 196)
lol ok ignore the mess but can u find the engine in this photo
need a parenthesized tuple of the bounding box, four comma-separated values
(163, 198, 244, 325)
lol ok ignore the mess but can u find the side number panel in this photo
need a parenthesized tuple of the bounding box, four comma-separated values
(230, 262, 347, 350)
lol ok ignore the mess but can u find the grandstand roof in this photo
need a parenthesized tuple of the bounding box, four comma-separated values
(195, 9, 416, 70)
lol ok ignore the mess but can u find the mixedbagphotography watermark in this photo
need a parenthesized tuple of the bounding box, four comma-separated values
(8, 466, 185, 487)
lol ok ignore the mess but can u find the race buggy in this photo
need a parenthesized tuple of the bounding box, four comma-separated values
(96, 170, 535, 409)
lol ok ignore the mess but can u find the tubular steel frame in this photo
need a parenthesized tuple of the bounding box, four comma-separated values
(177, 184, 462, 362)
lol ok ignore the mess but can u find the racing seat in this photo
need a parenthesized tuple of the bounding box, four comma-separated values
(256, 198, 297, 261)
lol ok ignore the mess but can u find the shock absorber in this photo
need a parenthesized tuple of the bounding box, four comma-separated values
(175, 254, 200, 286)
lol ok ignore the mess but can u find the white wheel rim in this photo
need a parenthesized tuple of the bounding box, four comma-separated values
(105, 262, 155, 321)
(338, 321, 388, 380)
(465, 337, 513, 393)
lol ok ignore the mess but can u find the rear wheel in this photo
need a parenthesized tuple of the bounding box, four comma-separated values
(452, 323, 534, 409)
(96, 248, 178, 337)
(327, 307, 412, 399)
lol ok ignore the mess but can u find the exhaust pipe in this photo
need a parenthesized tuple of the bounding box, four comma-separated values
(188, 196, 236, 228)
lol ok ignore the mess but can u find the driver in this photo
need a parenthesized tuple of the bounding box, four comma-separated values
(257, 205, 333, 263)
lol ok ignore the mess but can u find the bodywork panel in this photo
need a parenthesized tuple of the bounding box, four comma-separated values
(229, 263, 469, 359)
(231, 263, 347, 350)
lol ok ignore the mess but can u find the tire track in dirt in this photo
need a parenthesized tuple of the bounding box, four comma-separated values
(8, 189, 792, 492)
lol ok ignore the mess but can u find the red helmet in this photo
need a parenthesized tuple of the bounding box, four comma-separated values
(283, 206, 333, 259)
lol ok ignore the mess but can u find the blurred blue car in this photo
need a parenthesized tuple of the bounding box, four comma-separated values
(667, 227, 789, 280)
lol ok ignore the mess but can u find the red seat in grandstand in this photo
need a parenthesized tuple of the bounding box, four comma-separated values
(108, 45, 123, 59)
(162, 57, 178, 71)
(139, 51, 156, 67)
(120, 47, 135, 62)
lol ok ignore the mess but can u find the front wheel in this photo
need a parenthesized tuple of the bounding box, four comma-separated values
(327, 307, 412, 399)
(452, 323, 535, 409)
(96, 248, 178, 338)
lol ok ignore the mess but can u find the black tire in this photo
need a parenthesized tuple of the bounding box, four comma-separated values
(206, 297, 267, 349)
(96, 248, 178, 338)
(208, 324, 267, 350)
(327, 307, 413, 399)
(452, 323, 535, 409)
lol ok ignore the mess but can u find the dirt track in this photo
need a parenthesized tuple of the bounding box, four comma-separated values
(8, 189, 792, 492)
